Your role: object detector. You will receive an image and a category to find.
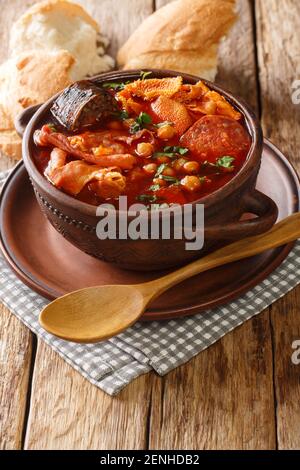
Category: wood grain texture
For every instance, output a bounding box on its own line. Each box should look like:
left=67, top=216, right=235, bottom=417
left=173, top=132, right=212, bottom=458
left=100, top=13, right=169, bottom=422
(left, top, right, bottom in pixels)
left=148, top=0, right=276, bottom=451
left=149, top=315, right=275, bottom=450
left=0, top=304, right=32, bottom=449
left=76, top=0, right=154, bottom=56
left=256, top=0, right=300, bottom=450
left=0, top=0, right=35, bottom=450
left=25, top=342, right=153, bottom=450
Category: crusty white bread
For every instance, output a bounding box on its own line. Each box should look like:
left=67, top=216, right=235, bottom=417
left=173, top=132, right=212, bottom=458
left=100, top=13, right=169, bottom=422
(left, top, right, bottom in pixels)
left=9, top=0, right=114, bottom=80
left=117, top=0, right=237, bottom=80
left=0, top=0, right=114, bottom=159
left=0, top=50, right=75, bottom=159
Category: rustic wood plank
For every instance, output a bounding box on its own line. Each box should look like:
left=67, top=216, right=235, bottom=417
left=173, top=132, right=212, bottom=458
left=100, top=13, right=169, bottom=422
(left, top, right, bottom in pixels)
left=148, top=0, right=276, bottom=450
left=270, top=288, right=300, bottom=449
left=25, top=342, right=153, bottom=450
left=0, top=0, right=36, bottom=450
left=76, top=0, right=154, bottom=57
left=150, top=314, right=275, bottom=450
left=0, top=304, right=33, bottom=449
left=24, top=0, right=155, bottom=450
left=256, top=0, right=300, bottom=449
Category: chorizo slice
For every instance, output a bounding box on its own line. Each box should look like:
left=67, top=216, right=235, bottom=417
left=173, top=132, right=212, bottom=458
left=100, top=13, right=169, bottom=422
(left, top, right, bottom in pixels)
left=180, top=115, right=251, bottom=162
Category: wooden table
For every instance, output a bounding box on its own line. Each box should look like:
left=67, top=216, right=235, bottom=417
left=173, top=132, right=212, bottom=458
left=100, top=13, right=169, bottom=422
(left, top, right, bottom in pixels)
left=0, top=0, right=300, bottom=450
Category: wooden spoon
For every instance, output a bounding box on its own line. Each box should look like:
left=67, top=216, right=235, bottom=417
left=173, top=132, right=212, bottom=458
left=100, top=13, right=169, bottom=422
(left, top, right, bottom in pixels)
left=40, top=213, right=300, bottom=343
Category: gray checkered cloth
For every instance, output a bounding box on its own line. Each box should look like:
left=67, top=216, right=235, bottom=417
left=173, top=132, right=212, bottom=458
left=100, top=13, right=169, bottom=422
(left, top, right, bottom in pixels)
left=0, top=169, right=300, bottom=395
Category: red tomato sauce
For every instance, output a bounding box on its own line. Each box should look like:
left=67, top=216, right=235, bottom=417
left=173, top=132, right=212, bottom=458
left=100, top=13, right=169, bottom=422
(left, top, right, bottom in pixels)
left=33, top=77, right=252, bottom=208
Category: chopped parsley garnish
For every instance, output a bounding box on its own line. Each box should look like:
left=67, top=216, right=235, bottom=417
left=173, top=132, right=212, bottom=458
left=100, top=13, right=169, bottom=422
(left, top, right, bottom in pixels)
left=130, top=112, right=152, bottom=134
left=216, top=156, right=235, bottom=169
left=155, top=163, right=168, bottom=177
left=159, top=175, right=179, bottom=184
left=153, top=152, right=177, bottom=159
left=47, top=123, right=57, bottom=132
left=149, top=184, right=161, bottom=192
left=137, top=194, right=158, bottom=203
left=102, top=81, right=130, bottom=91
left=153, top=164, right=179, bottom=185
left=153, top=146, right=189, bottom=159
left=164, top=146, right=189, bottom=155
left=140, top=70, right=152, bottom=80
left=113, top=110, right=129, bottom=121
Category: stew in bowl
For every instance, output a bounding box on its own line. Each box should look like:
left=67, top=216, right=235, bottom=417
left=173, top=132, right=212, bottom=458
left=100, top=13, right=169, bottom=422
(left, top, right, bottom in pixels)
left=19, top=69, right=278, bottom=270
left=33, top=73, right=251, bottom=208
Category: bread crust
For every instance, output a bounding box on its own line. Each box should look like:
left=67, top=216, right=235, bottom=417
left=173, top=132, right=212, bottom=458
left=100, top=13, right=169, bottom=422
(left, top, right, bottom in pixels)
left=0, top=50, right=74, bottom=159
left=117, top=0, right=236, bottom=78
left=11, top=0, right=99, bottom=32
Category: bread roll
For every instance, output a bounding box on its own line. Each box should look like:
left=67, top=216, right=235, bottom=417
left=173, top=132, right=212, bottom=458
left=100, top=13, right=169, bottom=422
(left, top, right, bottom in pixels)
left=0, top=0, right=115, bottom=159
left=117, top=0, right=237, bottom=81
left=9, top=0, right=114, bottom=80
left=0, top=50, right=75, bottom=159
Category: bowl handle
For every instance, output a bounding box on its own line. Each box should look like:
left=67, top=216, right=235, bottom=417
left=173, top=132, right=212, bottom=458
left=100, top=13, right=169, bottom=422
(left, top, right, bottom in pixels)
left=206, top=190, right=278, bottom=240
left=15, top=104, right=41, bottom=137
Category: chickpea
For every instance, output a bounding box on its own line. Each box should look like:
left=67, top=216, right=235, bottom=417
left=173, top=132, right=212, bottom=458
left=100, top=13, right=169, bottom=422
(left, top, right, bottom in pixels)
left=156, top=155, right=170, bottom=164
left=157, top=124, right=176, bottom=140
left=183, top=161, right=200, bottom=174
left=173, top=158, right=187, bottom=172
left=180, top=176, right=202, bottom=192
left=162, top=166, right=176, bottom=177
left=136, top=142, right=154, bottom=157
left=152, top=178, right=167, bottom=187
left=107, top=120, right=123, bottom=130
left=143, top=163, right=157, bottom=175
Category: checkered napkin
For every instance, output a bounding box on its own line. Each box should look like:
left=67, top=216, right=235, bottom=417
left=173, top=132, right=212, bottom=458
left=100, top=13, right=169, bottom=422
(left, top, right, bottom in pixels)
left=0, top=169, right=300, bottom=395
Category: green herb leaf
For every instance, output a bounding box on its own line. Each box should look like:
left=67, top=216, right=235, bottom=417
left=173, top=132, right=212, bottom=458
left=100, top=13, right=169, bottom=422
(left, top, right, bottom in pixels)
left=153, top=152, right=177, bottom=160
left=155, top=163, right=168, bottom=177
left=159, top=175, right=179, bottom=184
left=140, top=70, right=152, bottom=80
left=103, top=82, right=126, bottom=91
left=138, top=112, right=152, bottom=125
left=149, top=184, right=161, bottom=192
left=137, top=194, right=158, bottom=203
left=47, top=123, right=57, bottom=132
left=112, top=110, right=129, bottom=121
left=153, top=146, right=189, bottom=160
left=164, top=146, right=189, bottom=155
left=130, top=112, right=152, bottom=134
left=216, top=156, right=235, bottom=168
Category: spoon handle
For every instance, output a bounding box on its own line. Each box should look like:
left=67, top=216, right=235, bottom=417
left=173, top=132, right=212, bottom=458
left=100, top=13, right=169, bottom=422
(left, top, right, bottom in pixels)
left=146, top=213, right=300, bottom=298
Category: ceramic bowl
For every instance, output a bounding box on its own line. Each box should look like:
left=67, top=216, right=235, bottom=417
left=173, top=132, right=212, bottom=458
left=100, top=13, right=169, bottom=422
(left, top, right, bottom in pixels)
left=17, top=69, right=278, bottom=270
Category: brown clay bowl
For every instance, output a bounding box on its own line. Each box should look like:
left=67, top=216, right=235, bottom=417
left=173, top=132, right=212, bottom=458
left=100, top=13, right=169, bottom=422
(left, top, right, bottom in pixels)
left=17, top=69, right=278, bottom=271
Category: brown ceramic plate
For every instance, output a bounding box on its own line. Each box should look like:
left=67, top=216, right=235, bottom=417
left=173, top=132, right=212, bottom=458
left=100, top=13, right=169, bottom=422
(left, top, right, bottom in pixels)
left=0, top=139, right=299, bottom=321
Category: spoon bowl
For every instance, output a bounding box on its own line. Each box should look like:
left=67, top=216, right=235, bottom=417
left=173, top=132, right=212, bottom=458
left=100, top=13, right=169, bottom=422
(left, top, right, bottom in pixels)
left=40, top=285, right=148, bottom=343
left=40, top=213, right=300, bottom=343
